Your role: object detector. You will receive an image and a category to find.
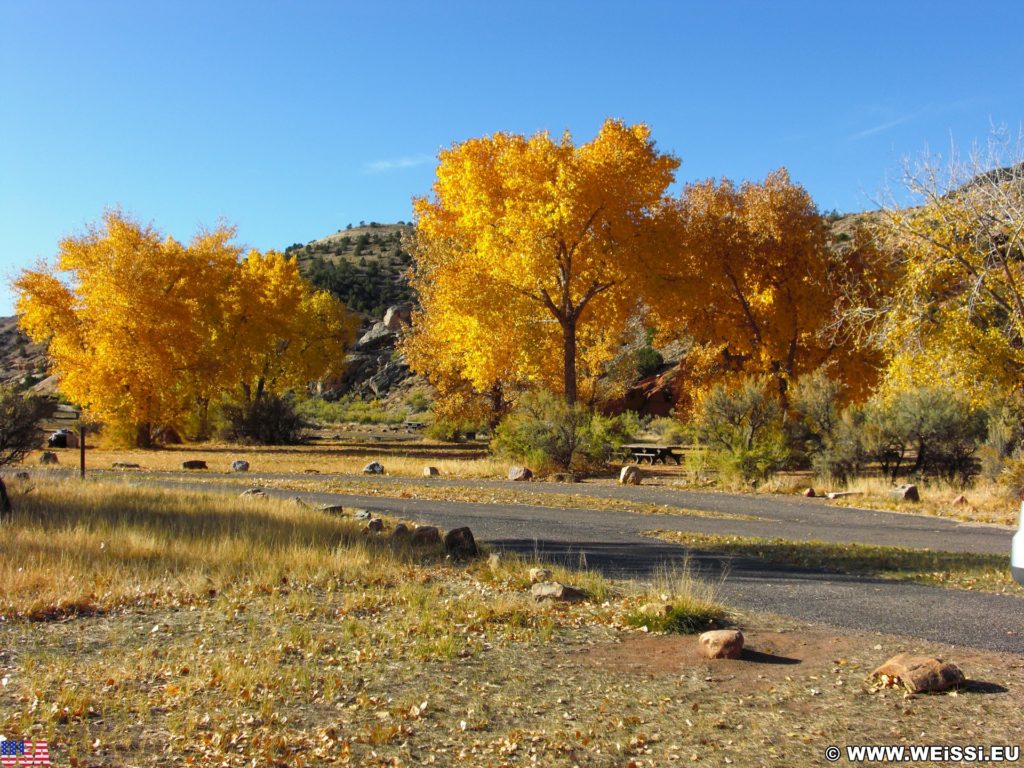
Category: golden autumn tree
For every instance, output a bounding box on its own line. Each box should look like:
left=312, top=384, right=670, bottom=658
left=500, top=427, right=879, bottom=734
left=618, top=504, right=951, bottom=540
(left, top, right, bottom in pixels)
left=846, top=136, right=1024, bottom=406
left=409, top=119, right=680, bottom=407
left=222, top=250, right=358, bottom=405
left=654, top=169, right=881, bottom=412
left=15, top=211, right=354, bottom=445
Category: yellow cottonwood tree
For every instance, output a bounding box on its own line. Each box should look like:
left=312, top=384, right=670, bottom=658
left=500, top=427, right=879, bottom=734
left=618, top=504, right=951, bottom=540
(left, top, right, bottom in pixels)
left=410, top=119, right=680, bottom=406
left=851, top=139, right=1024, bottom=405
left=15, top=211, right=354, bottom=445
left=654, top=170, right=880, bottom=411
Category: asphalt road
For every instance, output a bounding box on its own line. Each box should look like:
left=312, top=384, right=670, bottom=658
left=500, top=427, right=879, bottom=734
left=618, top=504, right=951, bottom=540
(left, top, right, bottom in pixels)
left=20, top=469, right=1024, bottom=652
left=95, top=470, right=1023, bottom=654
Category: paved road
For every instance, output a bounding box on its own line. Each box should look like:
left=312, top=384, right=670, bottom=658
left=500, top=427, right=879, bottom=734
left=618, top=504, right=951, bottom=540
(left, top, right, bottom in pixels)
left=19, top=469, right=1024, bottom=652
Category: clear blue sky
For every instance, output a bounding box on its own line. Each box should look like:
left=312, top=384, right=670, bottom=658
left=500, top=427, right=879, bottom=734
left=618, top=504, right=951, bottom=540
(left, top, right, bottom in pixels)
left=2, top=0, right=1022, bottom=315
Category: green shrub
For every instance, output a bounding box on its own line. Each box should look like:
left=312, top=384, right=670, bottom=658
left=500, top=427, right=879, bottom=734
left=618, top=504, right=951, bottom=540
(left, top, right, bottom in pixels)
left=787, top=369, right=867, bottom=482
left=695, top=376, right=789, bottom=484
left=491, top=391, right=636, bottom=472
left=649, top=416, right=689, bottom=445
left=220, top=395, right=307, bottom=445
left=296, top=396, right=406, bottom=425
left=862, top=388, right=987, bottom=485
left=425, top=418, right=485, bottom=443
left=634, top=345, right=664, bottom=377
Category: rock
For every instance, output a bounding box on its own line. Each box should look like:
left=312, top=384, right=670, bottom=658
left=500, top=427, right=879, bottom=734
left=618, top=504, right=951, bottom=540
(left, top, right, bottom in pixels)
left=529, top=567, right=552, bottom=584
left=825, top=491, right=859, bottom=499
left=352, top=509, right=372, bottom=520
left=303, top=468, right=321, bottom=474
left=363, top=461, right=385, bottom=475
left=802, top=487, right=816, bottom=498
left=952, top=494, right=968, bottom=506
left=367, top=360, right=410, bottom=398
left=231, top=460, right=250, bottom=472
left=239, top=488, right=266, bottom=499
left=444, top=527, right=479, bottom=558
left=531, top=581, right=587, bottom=603
left=319, top=504, right=346, bottom=515
left=366, top=518, right=384, bottom=533
left=640, top=602, right=674, bottom=618
left=393, top=523, right=410, bottom=540
left=423, top=466, right=440, bottom=477
left=699, top=629, right=744, bottom=660
left=619, top=465, right=641, bottom=485
left=112, top=462, right=140, bottom=470
left=508, top=466, right=533, bottom=482
left=383, top=304, right=412, bottom=331
left=47, top=430, right=69, bottom=448
left=181, top=460, right=208, bottom=470
left=356, top=322, right=395, bottom=351
left=552, top=472, right=580, bottom=483
left=890, top=484, right=920, bottom=502
left=39, top=451, right=58, bottom=465
left=411, top=525, right=442, bottom=546
left=872, top=654, right=965, bottom=693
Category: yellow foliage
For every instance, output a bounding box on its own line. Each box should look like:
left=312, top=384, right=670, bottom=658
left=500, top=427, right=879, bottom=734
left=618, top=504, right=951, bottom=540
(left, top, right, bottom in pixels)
left=654, top=170, right=880, bottom=411
left=407, top=119, right=681, bottom=410
left=15, top=211, right=356, bottom=444
left=862, top=149, right=1024, bottom=406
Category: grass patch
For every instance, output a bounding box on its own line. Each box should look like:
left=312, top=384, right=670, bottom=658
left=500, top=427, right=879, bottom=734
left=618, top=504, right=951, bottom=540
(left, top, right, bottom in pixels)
left=297, top=396, right=408, bottom=425
left=624, top=560, right=729, bottom=633
left=827, top=476, right=1019, bottom=526
left=647, top=530, right=1024, bottom=596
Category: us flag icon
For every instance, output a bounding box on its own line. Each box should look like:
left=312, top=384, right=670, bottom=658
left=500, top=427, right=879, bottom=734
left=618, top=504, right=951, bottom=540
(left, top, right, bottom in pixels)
left=0, top=740, right=50, bottom=766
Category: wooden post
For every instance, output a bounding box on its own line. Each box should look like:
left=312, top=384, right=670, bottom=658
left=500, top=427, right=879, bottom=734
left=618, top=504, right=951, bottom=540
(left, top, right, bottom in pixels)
left=79, top=425, right=86, bottom=479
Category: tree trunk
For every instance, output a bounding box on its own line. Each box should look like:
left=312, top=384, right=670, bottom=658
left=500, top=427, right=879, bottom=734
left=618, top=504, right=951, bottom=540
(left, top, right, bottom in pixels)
left=562, top=319, right=578, bottom=406
left=135, top=423, right=153, bottom=449
left=0, top=477, right=10, bottom=521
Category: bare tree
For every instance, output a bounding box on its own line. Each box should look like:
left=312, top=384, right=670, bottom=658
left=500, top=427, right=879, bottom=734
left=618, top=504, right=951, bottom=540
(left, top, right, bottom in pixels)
left=0, top=384, right=47, bottom=518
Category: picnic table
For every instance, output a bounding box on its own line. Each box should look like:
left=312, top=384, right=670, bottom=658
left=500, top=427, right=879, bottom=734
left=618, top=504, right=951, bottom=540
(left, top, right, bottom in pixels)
left=621, top=444, right=684, bottom=465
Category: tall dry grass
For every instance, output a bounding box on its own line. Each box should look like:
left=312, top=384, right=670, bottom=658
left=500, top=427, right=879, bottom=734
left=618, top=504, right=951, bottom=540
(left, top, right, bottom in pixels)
left=0, top=478, right=427, bottom=619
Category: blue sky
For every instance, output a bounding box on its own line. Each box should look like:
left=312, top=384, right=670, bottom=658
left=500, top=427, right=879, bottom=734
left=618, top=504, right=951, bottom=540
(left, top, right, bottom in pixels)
left=2, top=0, right=1022, bottom=315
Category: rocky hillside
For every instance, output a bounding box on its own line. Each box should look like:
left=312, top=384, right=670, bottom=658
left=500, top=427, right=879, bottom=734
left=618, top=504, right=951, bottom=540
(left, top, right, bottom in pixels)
left=0, top=315, right=49, bottom=389
left=288, top=222, right=415, bottom=318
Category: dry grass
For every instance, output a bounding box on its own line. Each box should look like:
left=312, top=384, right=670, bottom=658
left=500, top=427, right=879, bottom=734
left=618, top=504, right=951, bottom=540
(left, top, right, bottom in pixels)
left=827, top=476, right=1019, bottom=526
left=647, top=530, right=1024, bottom=596
left=29, top=439, right=506, bottom=479
left=0, top=481, right=1020, bottom=766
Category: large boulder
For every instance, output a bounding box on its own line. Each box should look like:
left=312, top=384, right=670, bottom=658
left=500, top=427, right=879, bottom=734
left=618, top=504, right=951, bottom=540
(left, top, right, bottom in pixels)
left=362, top=461, right=385, bottom=475
left=356, top=322, right=395, bottom=351
left=872, top=654, right=965, bottom=693
left=423, top=466, right=440, bottom=477
left=619, top=466, right=642, bottom=485
left=508, top=466, right=533, bottom=482
left=890, top=484, right=920, bottom=502
left=444, top=527, right=479, bottom=558
left=47, top=430, right=68, bottom=449
left=383, top=304, right=412, bottom=331
left=531, top=582, right=587, bottom=603
left=231, top=460, right=250, bottom=472
left=699, top=629, right=744, bottom=660
left=411, top=526, right=441, bottom=546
